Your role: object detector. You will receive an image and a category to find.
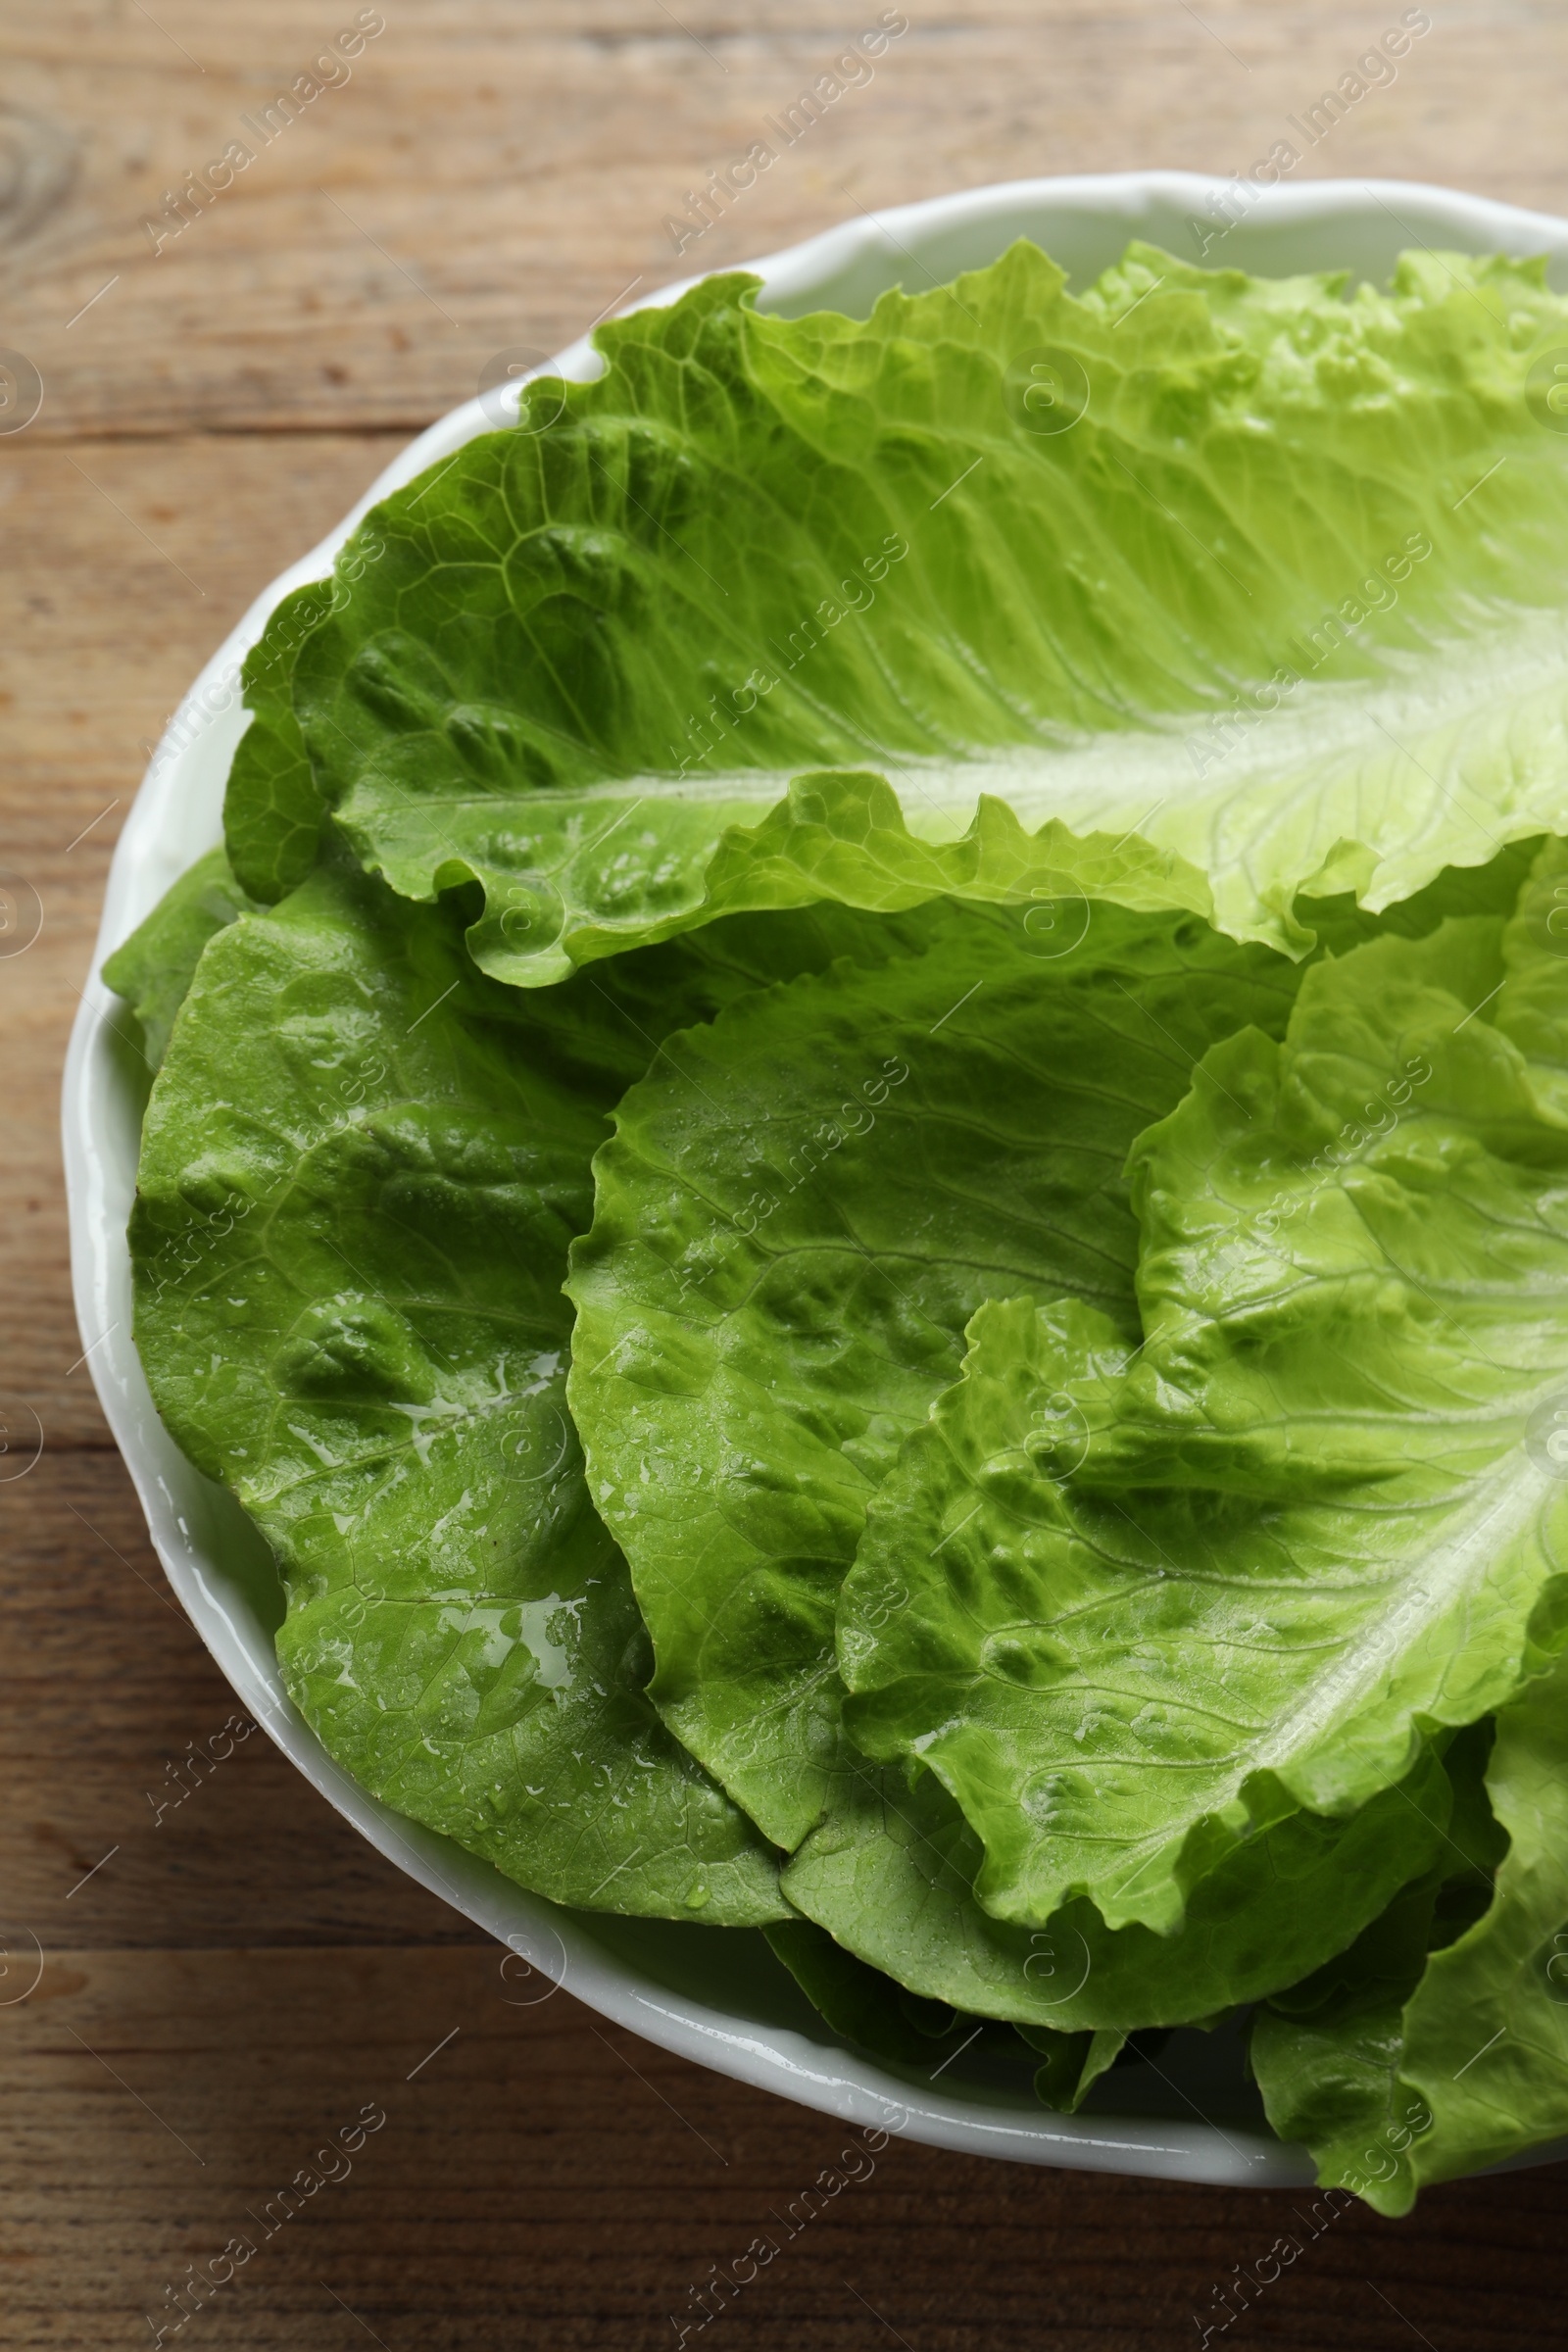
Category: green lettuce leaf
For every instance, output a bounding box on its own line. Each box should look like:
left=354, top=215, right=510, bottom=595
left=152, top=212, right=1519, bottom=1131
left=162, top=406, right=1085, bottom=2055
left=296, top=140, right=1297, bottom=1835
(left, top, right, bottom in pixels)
left=566, top=903, right=1301, bottom=1851
left=101, top=847, right=260, bottom=1073
left=841, top=852, right=1568, bottom=1935
left=1250, top=1875, right=1443, bottom=2217
left=1394, top=1657, right=1568, bottom=2191
left=226, top=241, right=1568, bottom=979
left=1248, top=1720, right=1501, bottom=2214
left=1255, top=1668, right=1568, bottom=2213
left=125, top=866, right=950, bottom=1922
left=765, top=1911, right=1126, bottom=2111
left=223, top=581, right=336, bottom=903
left=1020, top=2021, right=1129, bottom=2115
left=762, top=1916, right=975, bottom=2070
left=566, top=881, right=1454, bottom=2026
left=778, top=1743, right=1449, bottom=2034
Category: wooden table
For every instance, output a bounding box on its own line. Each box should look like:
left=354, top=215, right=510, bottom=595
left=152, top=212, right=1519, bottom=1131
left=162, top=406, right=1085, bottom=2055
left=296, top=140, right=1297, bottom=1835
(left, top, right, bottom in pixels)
left=5, top=5, right=1567, bottom=2343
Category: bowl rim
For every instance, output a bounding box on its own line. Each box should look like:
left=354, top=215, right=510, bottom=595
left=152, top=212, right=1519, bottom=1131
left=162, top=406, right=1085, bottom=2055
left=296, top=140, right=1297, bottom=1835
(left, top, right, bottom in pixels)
left=62, top=169, right=1568, bottom=2190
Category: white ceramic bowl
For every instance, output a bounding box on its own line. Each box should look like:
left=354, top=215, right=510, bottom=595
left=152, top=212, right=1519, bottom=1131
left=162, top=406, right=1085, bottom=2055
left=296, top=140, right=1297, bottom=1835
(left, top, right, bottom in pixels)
left=65, top=172, right=1568, bottom=2188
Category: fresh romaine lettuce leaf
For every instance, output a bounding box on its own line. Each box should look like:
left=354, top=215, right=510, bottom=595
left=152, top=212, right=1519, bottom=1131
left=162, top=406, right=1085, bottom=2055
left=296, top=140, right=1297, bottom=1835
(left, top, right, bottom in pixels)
left=223, top=581, right=336, bottom=904
left=1250, top=1681, right=1568, bottom=2217
left=1387, top=1655, right=1568, bottom=2193
left=1296, top=836, right=1542, bottom=961
left=123, top=865, right=953, bottom=1922
left=226, top=241, right=1568, bottom=980
left=101, top=846, right=260, bottom=1073
left=841, top=853, right=1568, bottom=1935
left=1249, top=1873, right=1443, bottom=2218
left=1020, top=2021, right=1129, bottom=2115
left=762, top=1915, right=976, bottom=2069
left=566, top=877, right=1458, bottom=2025
left=1247, top=1721, right=1501, bottom=2214
left=778, top=1741, right=1450, bottom=2033
left=566, top=902, right=1301, bottom=1850
left=765, top=1912, right=1127, bottom=2112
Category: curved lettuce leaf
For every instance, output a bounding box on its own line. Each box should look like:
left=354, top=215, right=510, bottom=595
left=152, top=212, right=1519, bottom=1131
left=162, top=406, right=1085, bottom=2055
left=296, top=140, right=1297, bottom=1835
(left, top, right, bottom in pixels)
left=1250, top=1677, right=1568, bottom=2217
left=778, top=1744, right=1449, bottom=2034
left=227, top=241, right=1568, bottom=978
left=1250, top=1873, right=1446, bottom=2219
left=101, top=847, right=260, bottom=1073
left=566, top=903, right=1301, bottom=1850
left=224, top=581, right=336, bottom=903
left=125, top=868, right=951, bottom=1921
left=762, top=1915, right=983, bottom=2072
left=841, top=851, right=1568, bottom=1934
left=1245, top=1722, right=1503, bottom=2215
left=1391, top=1656, right=1568, bottom=2193
left=765, top=1912, right=1130, bottom=2114
left=1023, top=2024, right=1129, bottom=2115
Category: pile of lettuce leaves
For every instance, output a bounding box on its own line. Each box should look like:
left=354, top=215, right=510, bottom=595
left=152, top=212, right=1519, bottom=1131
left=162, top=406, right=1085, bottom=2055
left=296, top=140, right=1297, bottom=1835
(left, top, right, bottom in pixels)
left=108, top=237, right=1568, bottom=2213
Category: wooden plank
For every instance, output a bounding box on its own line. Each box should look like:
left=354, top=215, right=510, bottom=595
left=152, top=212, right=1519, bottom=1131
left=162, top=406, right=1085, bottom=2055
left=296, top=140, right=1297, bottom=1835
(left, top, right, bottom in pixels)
left=7, top=6, right=1568, bottom=2341
left=3, top=1941, right=1567, bottom=2350
left=2, top=4, right=1566, bottom=439
left=0, top=428, right=402, bottom=1443
left=0, top=1450, right=489, bottom=1948
left=10, top=1341, right=1566, bottom=2343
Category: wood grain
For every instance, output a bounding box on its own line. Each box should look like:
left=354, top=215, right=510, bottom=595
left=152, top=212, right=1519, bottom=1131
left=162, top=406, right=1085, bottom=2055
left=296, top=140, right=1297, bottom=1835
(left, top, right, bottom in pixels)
left=6, top=2, right=1568, bottom=440
left=5, top=3, right=1568, bottom=2344
left=7, top=1938, right=1568, bottom=2351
